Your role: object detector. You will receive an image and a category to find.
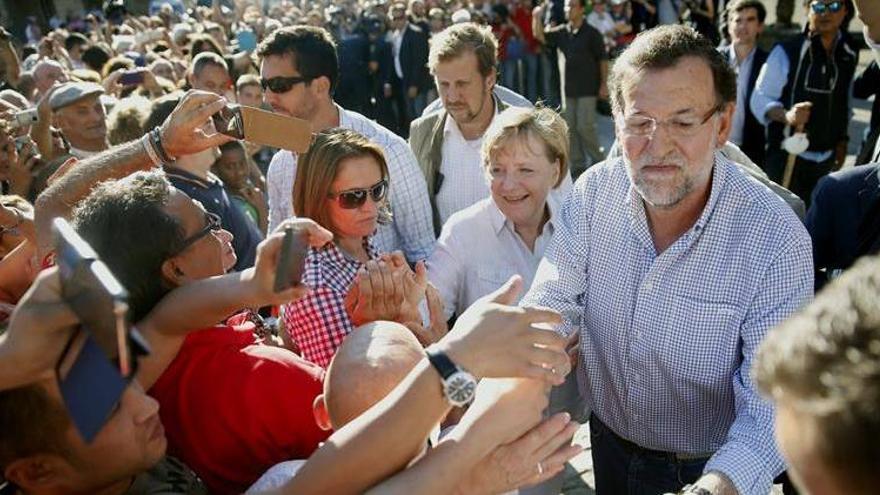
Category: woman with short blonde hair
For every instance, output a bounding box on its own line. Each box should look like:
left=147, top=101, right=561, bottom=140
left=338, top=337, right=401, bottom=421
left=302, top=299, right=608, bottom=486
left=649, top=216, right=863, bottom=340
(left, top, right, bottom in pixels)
left=428, top=106, right=572, bottom=319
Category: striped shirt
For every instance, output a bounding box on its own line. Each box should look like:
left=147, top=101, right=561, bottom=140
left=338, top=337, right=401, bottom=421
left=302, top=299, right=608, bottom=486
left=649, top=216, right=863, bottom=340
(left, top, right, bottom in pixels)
left=521, top=153, right=813, bottom=495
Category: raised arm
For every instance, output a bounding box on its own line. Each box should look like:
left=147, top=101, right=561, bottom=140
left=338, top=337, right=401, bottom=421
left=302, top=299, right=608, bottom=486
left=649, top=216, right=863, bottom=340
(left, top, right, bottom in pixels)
left=278, top=277, right=570, bottom=495
left=34, top=90, right=233, bottom=255
left=135, top=219, right=332, bottom=389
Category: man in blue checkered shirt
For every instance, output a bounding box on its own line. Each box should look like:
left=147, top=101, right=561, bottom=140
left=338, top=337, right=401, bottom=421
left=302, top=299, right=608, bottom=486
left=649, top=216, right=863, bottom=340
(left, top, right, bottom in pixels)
left=522, top=26, right=813, bottom=495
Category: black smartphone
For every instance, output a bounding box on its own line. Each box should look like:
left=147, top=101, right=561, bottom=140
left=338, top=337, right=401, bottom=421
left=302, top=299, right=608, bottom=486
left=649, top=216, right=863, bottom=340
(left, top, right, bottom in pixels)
left=212, top=104, right=244, bottom=140
left=274, top=227, right=309, bottom=292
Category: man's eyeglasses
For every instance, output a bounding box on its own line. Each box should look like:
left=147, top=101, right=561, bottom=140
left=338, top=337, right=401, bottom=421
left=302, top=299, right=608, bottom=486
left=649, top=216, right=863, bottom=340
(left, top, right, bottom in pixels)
left=328, top=179, right=389, bottom=209
left=260, top=75, right=314, bottom=94
left=618, top=104, right=723, bottom=139
left=810, top=1, right=843, bottom=15
left=171, top=211, right=222, bottom=256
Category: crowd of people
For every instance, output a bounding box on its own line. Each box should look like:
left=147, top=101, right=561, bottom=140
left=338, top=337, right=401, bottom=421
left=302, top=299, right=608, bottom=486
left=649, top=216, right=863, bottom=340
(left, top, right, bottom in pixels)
left=0, top=0, right=879, bottom=494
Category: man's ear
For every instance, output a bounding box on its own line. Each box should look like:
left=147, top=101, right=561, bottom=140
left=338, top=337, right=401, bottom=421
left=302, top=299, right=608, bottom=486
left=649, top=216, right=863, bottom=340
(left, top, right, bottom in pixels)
left=715, top=102, right=735, bottom=148
left=160, top=257, right=187, bottom=286
left=312, top=394, right=333, bottom=431
left=186, top=70, right=195, bottom=88
left=5, top=455, right=70, bottom=493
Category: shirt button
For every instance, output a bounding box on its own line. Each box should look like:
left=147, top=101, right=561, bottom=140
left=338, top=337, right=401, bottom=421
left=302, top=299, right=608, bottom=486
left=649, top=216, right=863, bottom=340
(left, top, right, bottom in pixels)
left=643, top=281, right=653, bottom=291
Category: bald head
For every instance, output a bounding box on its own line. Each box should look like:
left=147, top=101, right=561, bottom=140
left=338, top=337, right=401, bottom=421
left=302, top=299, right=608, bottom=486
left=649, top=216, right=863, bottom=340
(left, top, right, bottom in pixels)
left=323, top=322, right=425, bottom=429
left=33, top=60, right=68, bottom=96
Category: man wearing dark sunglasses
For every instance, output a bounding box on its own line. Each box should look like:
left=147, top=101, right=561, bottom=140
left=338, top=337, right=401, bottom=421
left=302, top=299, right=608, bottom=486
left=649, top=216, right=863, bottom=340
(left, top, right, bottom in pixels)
left=750, top=0, right=857, bottom=206
left=257, top=26, right=435, bottom=264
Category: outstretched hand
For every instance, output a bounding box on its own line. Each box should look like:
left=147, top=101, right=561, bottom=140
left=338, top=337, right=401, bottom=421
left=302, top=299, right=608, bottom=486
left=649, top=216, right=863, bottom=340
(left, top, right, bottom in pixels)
left=434, top=275, right=570, bottom=385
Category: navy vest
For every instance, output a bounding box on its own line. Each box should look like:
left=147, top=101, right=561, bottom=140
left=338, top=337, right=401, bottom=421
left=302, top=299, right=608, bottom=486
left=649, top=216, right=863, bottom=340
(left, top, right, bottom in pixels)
left=767, top=33, right=857, bottom=154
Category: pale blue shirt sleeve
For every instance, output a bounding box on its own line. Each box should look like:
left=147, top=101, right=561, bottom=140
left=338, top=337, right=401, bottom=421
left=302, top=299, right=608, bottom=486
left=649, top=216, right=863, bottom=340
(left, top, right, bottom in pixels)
left=749, top=45, right=790, bottom=126
left=703, top=233, right=814, bottom=495
left=383, top=139, right=437, bottom=262
left=520, top=178, right=590, bottom=335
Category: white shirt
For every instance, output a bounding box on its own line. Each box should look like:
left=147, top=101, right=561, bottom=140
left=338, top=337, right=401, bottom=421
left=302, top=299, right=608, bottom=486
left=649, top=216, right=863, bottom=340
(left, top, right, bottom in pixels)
left=388, top=27, right=404, bottom=79
left=428, top=194, right=562, bottom=320
left=266, top=105, right=436, bottom=261
left=587, top=11, right=616, bottom=38
left=436, top=114, right=490, bottom=226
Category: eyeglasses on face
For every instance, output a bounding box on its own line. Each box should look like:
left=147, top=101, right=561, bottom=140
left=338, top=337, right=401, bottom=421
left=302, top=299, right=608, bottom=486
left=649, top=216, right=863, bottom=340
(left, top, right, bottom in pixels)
left=328, top=179, right=389, bottom=209
left=618, top=104, right=723, bottom=139
left=260, top=75, right=314, bottom=94
left=171, top=211, right=222, bottom=256
left=810, top=1, right=843, bottom=15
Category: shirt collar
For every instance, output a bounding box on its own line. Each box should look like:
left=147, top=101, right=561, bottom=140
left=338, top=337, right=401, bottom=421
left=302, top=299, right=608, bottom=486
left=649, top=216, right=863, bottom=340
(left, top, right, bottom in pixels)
left=164, top=166, right=223, bottom=189
left=443, top=93, right=501, bottom=138
left=624, top=151, right=730, bottom=247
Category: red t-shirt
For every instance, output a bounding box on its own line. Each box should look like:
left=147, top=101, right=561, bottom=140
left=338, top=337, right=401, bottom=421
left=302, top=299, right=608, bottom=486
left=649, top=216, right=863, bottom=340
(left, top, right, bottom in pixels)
left=149, top=318, right=329, bottom=495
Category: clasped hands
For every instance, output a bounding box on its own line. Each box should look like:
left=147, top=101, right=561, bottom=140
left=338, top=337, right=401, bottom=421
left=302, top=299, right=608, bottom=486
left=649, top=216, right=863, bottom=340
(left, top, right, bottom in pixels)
left=344, top=252, right=447, bottom=346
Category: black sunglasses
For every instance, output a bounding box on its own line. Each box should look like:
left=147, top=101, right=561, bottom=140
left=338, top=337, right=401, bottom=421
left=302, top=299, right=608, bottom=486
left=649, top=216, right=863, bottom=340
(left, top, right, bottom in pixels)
left=328, top=179, right=389, bottom=209
left=171, top=211, right=222, bottom=256
left=810, top=1, right=843, bottom=14
left=260, top=75, right=314, bottom=94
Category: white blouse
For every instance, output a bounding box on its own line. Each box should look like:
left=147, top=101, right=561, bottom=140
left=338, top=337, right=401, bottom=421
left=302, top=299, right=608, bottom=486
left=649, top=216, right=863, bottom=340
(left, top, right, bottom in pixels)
left=427, top=194, right=562, bottom=320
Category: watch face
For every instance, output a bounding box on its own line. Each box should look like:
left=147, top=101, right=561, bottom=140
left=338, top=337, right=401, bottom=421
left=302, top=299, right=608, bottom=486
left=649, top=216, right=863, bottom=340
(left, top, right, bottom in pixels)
left=445, top=371, right=476, bottom=407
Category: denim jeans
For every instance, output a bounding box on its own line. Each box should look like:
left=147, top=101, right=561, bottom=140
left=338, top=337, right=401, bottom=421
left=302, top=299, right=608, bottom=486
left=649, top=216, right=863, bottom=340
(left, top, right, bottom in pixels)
left=590, top=415, right=707, bottom=495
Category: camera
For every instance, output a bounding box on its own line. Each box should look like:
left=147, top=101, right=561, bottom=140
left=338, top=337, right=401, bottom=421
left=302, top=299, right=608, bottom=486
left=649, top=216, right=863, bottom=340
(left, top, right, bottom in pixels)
left=8, top=108, right=39, bottom=130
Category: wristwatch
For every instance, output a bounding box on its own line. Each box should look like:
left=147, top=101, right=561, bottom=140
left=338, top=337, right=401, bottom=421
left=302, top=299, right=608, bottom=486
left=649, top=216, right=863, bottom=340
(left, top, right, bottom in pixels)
left=426, top=347, right=477, bottom=407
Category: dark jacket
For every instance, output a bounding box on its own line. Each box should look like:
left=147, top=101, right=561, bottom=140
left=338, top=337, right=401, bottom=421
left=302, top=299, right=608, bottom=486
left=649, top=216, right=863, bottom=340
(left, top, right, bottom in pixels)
left=720, top=44, right=769, bottom=167
left=396, top=23, right=430, bottom=93
left=806, top=163, right=880, bottom=289
left=766, top=33, right=858, bottom=155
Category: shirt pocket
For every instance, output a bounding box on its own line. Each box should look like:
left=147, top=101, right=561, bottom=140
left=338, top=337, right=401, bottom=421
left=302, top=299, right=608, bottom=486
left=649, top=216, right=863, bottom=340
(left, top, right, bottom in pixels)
left=474, top=266, right=516, bottom=301
left=659, top=295, right=741, bottom=390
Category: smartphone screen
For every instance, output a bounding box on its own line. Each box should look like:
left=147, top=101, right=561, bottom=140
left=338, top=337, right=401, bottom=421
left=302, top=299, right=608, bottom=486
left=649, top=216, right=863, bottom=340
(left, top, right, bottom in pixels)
left=274, top=227, right=309, bottom=292
left=53, top=218, right=133, bottom=376
left=119, top=70, right=145, bottom=86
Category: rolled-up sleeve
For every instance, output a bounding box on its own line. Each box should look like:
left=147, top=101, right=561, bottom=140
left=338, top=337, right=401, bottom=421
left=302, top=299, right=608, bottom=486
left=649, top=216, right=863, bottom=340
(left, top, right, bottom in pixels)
left=704, top=233, right=813, bottom=495
left=749, top=45, right=790, bottom=126
left=427, top=223, right=465, bottom=321
left=520, top=180, right=590, bottom=336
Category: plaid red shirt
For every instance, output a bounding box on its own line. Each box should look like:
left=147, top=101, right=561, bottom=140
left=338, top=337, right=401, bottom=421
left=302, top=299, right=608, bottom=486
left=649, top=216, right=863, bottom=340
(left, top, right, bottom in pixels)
left=283, top=238, right=379, bottom=368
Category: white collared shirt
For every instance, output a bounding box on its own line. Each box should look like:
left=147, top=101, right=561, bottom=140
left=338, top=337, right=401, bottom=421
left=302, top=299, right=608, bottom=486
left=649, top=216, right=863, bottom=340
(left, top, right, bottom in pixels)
left=388, top=27, right=405, bottom=79
left=266, top=105, right=436, bottom=261
left=436, top=113, right=492, bottom=226
left=428, top=194, right=562, bottom=320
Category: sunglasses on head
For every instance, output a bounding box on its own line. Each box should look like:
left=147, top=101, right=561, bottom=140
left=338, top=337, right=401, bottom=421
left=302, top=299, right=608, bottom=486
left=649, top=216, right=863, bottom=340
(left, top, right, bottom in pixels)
left=260, top=75, right=314, bottom=93
left=810, top=1, right=843, bottom=14
left=328, top=179, right=389, bottom=209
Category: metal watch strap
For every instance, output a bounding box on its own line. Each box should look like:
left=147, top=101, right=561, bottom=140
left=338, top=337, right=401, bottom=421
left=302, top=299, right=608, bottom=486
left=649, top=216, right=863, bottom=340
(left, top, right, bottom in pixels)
left=426, top=348, right=459, bottom=380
